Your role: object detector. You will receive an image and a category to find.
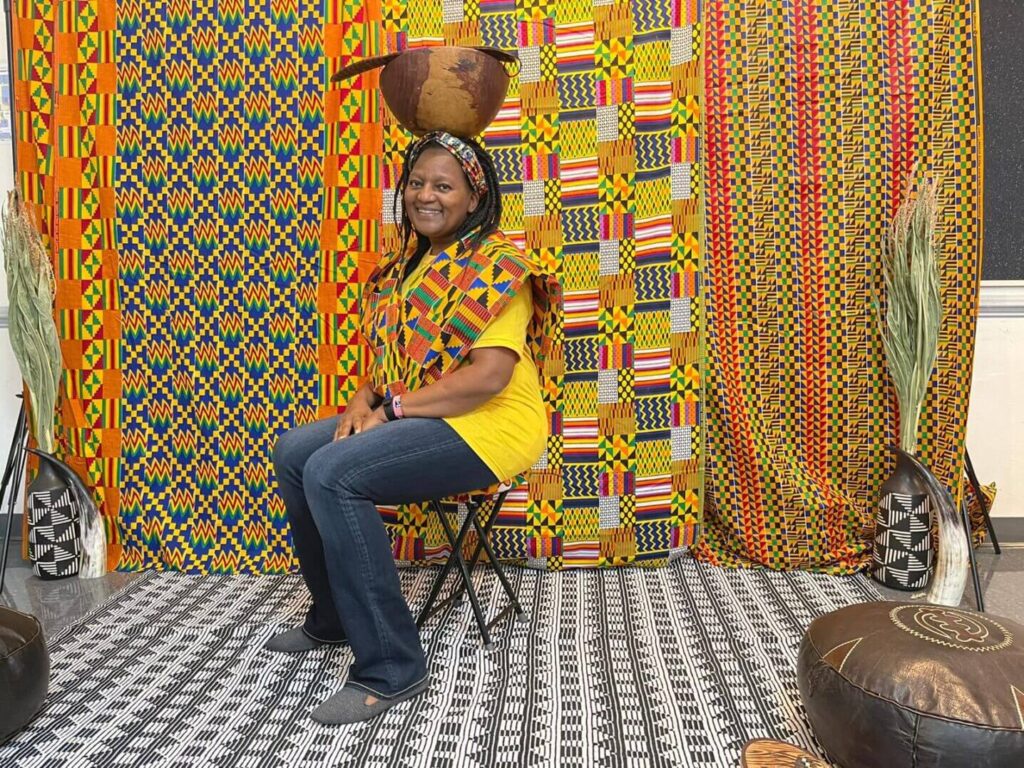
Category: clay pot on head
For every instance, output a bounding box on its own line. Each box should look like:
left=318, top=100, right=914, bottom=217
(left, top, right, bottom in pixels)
left=332, top=46, right=518, bottom=138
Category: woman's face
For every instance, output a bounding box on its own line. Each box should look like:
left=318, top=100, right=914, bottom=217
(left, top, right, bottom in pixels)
left=404, top=147, right=480, bottom=252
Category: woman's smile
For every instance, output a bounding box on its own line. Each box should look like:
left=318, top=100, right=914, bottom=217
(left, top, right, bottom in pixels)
left=404, top=147, right=480, bottom=252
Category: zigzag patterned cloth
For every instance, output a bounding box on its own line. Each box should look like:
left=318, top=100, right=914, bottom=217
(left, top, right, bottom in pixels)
left=13, top=0, right=703, bottom=572
left=694, top=0, right=984, bottom=571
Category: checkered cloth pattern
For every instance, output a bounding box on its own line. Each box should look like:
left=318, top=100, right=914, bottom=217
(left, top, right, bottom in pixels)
left=694, top=0, right=984, bottom=571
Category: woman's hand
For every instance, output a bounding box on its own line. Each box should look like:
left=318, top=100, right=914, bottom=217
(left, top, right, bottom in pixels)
left=334, top=381, right=384, bottom=440
left=333, top=345, right=517, bottom=439
left=334, top=400, right=373, bottom=441
left=352, top=406, right=389, bottom=435
left=391, top=347, right=517, bottom=420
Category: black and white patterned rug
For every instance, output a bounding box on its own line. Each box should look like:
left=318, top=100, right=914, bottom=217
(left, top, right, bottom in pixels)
left=1, top=560, right=879, bottom=767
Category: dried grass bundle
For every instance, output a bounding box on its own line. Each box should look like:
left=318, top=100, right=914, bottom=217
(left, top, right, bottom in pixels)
left=877, top=171, right=942, bottom=454
left=2, top=192, right=62, bottom=453
left=3, top=192, right=107, bottom=577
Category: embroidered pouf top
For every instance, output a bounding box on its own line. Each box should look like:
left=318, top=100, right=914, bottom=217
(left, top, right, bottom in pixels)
left=797, top=601, right=1024, bottom=768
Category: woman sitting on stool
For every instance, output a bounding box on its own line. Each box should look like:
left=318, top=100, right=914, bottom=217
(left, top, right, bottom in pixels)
left=269, top=131, right=558, bottom=725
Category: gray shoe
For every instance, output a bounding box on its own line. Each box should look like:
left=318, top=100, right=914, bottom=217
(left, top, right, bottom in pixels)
left=264, top=626, right=346, bottom=653
left=311, top=676, right=430, bottom=725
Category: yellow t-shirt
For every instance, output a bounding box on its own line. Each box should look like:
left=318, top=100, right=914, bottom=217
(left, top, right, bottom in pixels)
left=402, top=254, right=547, bottom=481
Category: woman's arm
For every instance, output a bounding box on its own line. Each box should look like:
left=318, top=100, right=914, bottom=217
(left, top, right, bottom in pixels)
left=401, top=346, right=518, bottom=417
left=351, top=346, right=518, bottom=433
left=350, top=379, right=383, bottom=409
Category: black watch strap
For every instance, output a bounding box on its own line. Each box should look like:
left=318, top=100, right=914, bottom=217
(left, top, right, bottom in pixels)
left=382, top=399, right=396, bottom=421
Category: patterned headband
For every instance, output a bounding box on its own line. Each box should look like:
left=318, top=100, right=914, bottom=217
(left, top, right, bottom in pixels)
left=408, top=131, right=489, bottom=197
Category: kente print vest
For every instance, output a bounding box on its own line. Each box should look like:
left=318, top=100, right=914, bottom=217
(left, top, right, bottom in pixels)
left=360, top=231, right=560, bottom=397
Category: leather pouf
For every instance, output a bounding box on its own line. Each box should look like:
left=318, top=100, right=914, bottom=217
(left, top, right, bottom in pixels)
left=0, top=606, right=49, bottom=744
left=798, top=601, right=1024, bottom=767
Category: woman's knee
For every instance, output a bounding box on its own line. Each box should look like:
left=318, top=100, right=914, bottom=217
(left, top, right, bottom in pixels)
left=272, top=430, right=299, bottom=472
left=302, top=444, right=342, bottom=495
left=301, top=442, right=364, bottom=504
left=272, top=424, right=322, bottom=477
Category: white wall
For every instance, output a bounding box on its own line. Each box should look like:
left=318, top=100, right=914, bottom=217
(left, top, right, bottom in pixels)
left=967, top=284, right=1024, bottom=518
left=0, top=31, right=18, bottom=513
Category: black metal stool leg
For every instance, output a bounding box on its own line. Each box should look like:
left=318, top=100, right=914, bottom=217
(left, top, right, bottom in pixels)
left=444, top=503, right=480, bottom=607
left=418, top=489, right=526, bottom=648
left=448, top=493, right=506, bottom=604
left=435, top=501, right=482, bottom=609
left=453, top=493, right=526, bottom=632
left=961, top=497, right=985, bottom=612
left=0, top=401, right=28, bottom=597
left=472, top=494, right=523, bottom=611
left=435, top=502, right=492, bottom=647
left=416, top=500, right=477, bottom=627
left=471, top=513, right=526, bottom=621
left=965, top=450, right=1000, bottom=554
left=466, top=493, right=506, bottom=570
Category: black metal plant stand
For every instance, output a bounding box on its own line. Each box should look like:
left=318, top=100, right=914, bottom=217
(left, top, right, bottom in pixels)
left=2, top=0, right=25, bottom=596
left=4, top=0, right=19, bottom=176
left=965, top=449, right=1000, bottom=555
left=0, top=395, right=28, bottom=596
left=959, top=448, right=1000, bottom=614
left=961, top=495, right=986, bottom=612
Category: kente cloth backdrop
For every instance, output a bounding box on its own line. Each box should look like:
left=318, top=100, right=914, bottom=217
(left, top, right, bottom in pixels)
left=13, top=0, right=703, bottom=572
left=694, top=0, right=984, bottom=571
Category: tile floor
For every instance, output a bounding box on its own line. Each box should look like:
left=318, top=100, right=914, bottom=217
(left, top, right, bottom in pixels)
left=1, top=546, right=141, bottom=636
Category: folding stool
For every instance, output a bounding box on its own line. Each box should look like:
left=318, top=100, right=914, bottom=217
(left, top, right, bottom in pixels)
left=415, top=478, right=527, bottom=648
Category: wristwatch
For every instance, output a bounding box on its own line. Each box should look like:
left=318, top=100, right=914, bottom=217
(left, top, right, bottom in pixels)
left=382, top=399, right=397, bottom=422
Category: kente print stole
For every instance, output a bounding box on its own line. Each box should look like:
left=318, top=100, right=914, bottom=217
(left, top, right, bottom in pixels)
left=361, top=232, right=560, bottom=396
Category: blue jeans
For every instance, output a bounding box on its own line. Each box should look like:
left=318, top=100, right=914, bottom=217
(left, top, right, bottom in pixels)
left=272, top=415, right=498, bottom=697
